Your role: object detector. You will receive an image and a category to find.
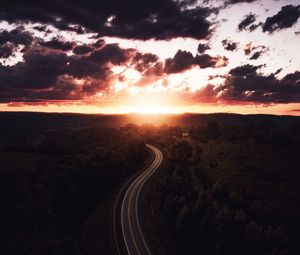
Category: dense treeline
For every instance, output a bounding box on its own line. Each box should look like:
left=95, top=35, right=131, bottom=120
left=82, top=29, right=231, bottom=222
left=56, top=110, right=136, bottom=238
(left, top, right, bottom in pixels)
left=1, top=112, right=300, bottom=255
left=156, top=118, right=300, bottom=255
left=0, top=124, right=147, bottom=255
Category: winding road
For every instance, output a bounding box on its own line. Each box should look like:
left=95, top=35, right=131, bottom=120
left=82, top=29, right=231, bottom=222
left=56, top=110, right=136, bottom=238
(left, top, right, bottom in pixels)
left=113, top=144, right=163, bottom=255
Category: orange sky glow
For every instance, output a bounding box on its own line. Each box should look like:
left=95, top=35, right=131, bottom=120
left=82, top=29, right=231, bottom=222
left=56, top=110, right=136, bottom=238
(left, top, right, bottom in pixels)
left=0, top=0, right=299, bottom=115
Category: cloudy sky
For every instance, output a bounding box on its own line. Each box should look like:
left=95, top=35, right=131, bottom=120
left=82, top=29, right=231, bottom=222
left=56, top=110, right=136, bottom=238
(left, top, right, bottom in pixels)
left=0, top=0, right=299, bottom=114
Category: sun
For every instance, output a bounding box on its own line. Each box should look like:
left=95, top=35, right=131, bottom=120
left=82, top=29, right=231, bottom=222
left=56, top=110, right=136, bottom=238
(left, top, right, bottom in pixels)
left=128, top=105, right=176, bottom=114
left=122, top=91, right=180, bottom=114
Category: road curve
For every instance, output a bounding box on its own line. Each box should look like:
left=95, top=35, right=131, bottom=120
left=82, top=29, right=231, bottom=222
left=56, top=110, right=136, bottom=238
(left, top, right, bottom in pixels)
left=114, top=144, right=163, bottom=255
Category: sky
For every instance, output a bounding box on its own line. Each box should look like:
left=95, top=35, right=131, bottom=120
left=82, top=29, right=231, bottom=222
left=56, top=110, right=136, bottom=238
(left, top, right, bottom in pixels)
left=0, top=0, right=299, bottom=115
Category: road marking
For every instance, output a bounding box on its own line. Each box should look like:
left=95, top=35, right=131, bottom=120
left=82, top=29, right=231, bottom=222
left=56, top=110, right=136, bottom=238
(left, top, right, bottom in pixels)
left=117, top=144, right=163, bottom=255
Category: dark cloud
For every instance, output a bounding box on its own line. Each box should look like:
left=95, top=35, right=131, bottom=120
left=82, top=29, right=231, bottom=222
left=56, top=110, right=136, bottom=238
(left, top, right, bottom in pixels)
left=0, top=42, right=163, bottom=102
left=132, top=52, right=160, bottom=73
left=133, top=57, right=164, bottom=87
left=191, top=66, right=300, bottom=104
left=197, top=43, right=210, bottom=54
left=222, top=39, right=239, bottom=51
left=53, top=22, right=87, bottom=34
left=0, top=41, right=151, bottom=103
left=262, top=5, right=300, bottom=33
left=194, top=54, right=228, bottom=68
left=164, top=50, right=194, bottom=73
left=249, top=51, right=261, bottom=60
left=0, top=52, right=69, bottom=89
left=92, top=39, right=106, bottom=49
left=248, top=23, right=263, bottom=32
left=238, top=13, right=262, bottom=31
left=0, top=0, right=214, bottom=40
left=63, top=43, right=135, bottom=82
left=274, top=68, right=282, bottom=75
left=88, top=44, right=132, bottom=66
left=40, top=38, right=74, bottom=51
left=217, top=66, right=300, bottom=103
left=33, top=25, right=50, bottom=33
left=238, top=13, right=256, bottom=31
left=73, top=45, right=93, bottom=55
left=164, top=50, right=228, bottom=74
left=0, top=44, right=15, bottom=58
left=249, top=45, right=268, bottom=60
left=0, top=39, right=230, bottom=103
left=283, top=71, right=300, bottom=82
left=229, top=64, right=262, bottom=76
left=0, top=27, right=33, bottom=46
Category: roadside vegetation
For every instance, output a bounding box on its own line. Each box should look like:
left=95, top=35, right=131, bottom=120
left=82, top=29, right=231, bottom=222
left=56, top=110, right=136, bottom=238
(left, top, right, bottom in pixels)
left=0, top=114, right=147, bottom=255
left=154, top=117, right=300, bottom=255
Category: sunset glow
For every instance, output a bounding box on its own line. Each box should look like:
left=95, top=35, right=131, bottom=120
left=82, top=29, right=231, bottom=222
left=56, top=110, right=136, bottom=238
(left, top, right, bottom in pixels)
left=1, top=2, right=300, bottom=255
left=0, top=0, right=299, bottom=115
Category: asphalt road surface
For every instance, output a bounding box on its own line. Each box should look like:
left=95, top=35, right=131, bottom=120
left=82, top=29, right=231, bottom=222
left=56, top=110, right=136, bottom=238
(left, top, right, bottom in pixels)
left=114, top=144, right=163, bottom=255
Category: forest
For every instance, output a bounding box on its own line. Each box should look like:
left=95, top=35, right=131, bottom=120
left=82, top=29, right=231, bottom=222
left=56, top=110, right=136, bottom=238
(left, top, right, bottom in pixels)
left=152, top=116, right=300, bottom=255
left=0, top=112, right=300, bottom=255
left=0, top=113, right=148, bottom=254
